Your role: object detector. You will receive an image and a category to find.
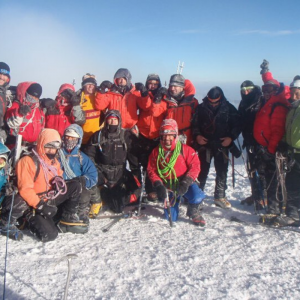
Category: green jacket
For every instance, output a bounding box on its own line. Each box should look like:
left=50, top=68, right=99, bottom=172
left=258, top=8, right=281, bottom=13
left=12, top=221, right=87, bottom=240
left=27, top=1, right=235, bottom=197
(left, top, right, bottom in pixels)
left=284, top=100, right=300, bottom=152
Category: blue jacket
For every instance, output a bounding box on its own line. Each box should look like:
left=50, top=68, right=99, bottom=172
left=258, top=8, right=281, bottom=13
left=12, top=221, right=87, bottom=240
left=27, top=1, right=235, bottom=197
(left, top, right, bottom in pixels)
left=59, top=124, right=98, bottom=189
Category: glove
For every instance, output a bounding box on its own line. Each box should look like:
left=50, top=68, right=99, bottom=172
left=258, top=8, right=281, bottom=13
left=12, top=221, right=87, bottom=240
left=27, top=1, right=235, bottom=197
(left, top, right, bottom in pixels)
left=135, top=82, right=148, bottom=97
left=260, top=59, right=269, bottom=74
left=18, top=104, right=31, bottom=116
left=176, top=176, right=194, bottom=196
left=74, top=176, right=86, bottom=189
left=98, top=80, right=113, bottom=93
left=36, top=200, right=58, bottom=218
left=40, top=98, right=55, bottom=109
left=154, top=87, right=168, bottom=104
left=154, top=181, right=167, bottom=200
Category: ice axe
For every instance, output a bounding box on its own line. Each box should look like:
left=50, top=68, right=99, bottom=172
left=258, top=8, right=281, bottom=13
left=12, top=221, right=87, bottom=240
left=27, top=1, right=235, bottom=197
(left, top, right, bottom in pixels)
left=57, top=253, right=78, bottom=300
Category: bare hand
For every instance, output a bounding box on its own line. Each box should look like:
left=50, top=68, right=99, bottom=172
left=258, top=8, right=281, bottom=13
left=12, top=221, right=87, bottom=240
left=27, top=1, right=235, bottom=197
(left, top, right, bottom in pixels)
left=196, top=135, right=208, bottom=145
left=220, top=137, right=232, bottom=147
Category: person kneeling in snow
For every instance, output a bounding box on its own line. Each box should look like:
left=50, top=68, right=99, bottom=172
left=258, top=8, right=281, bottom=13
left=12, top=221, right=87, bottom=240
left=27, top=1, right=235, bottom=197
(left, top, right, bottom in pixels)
left=147, top=119, right=206, bottom=226
left=0, top=129, right=85, bottom=241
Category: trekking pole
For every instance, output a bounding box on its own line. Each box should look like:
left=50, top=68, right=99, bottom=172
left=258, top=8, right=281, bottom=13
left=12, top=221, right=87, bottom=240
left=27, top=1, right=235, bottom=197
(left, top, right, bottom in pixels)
left=2, top=191, right=16, bottom=300
left=275, top=152, right=288, bottom=214
left=232, top=153, right=235, bottom=188
left=57, top=253, right=78, bottom=300
left=137, top=166, right=146, bottom=217
left=165, top=190, right=173, bottom=227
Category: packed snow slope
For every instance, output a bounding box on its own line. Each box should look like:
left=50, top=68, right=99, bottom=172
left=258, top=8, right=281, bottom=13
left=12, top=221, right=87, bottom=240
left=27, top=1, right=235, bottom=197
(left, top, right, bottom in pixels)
left=1, top=162, right=300, bottom=300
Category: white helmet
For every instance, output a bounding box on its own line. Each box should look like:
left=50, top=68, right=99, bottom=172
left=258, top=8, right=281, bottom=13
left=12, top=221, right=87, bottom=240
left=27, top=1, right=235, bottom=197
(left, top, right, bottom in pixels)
left=290, top=80, right=300, bottom=89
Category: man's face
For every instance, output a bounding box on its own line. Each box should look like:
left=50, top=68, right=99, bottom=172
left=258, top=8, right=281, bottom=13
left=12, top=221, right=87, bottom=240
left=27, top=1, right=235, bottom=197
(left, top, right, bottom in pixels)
left=169, top=85, right=184, bottom=98
left=116, top=78, right=127, bottom=86
left=0, top=73, right=9, bottom=86
left=83, top=84, right=96, bottom=95
left=107, top=117, right=119, bottom=125
left=147, top=80, right=159, bottom=91
left=262, top=85, right=276, bottom=100
left=290, top=88, right=300, bottom=101
left=161, top=134, right=175, bottom=149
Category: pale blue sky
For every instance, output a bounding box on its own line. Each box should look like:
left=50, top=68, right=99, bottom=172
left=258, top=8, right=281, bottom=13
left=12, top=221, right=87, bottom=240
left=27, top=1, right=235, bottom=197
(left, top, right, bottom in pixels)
left=1, top=0, right=299, bottom=104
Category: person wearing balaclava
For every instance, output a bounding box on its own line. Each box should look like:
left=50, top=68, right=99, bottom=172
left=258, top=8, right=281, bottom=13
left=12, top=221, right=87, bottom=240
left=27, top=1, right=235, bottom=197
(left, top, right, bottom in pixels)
left=83, top=109, right=140, bottom=213
left=238, top=80, right=267, bottom=210
left=5, top=81, right=44, bottom=148
left=192, top=86, right=241, bottom=209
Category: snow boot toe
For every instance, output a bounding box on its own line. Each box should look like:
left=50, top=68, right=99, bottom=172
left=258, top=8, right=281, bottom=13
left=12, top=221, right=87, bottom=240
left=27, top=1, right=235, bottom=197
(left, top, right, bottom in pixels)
left=214, top=198, right=231, bottom=209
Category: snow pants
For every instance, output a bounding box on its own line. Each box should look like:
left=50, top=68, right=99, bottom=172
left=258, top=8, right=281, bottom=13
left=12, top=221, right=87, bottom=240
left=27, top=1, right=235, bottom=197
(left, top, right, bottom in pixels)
left=197, top=146, right=228, bottom=199
left=285, top=153, right=300, bottom=220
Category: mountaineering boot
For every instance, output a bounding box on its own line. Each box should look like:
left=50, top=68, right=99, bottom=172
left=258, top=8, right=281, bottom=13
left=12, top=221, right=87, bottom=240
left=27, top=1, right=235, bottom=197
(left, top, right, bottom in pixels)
left=89, top=202, right=102, bottom=219
left=147, top=192, right=159, bottom=203
left=0, top=219, right=23, bottom=241
left=186, top=203, right=206, bottom=227
left=214, top=198, right=231, bottom=209
left=272, top=215, right=300, bottom=227
left=240, top=196, right=254, bottom=206
left=58, top=212, right=89, bottom=234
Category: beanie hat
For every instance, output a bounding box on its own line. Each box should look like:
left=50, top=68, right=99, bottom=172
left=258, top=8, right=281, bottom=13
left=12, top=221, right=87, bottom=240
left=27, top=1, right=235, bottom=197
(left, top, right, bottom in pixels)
left=26, top=83, right=42, bottom=98
left=240, top=80, right=255, bottom=89
left=169, top=74, right=185, bottom=87
left=0, top=62, right=10, bottom=78
left=207, top=86, right=223, bottom=100
left=146, top=74, right=160, bottom=82
left=81, top=73, right=97, bottom=87
left=160, top=119, right=178, bottom=136
left=290, top=80, right=300, bottom=89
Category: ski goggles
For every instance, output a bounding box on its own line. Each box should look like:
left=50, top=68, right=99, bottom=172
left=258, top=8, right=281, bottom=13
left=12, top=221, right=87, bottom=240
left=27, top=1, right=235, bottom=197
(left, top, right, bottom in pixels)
left=0, top=69, right=10, bottom=75
left=241, top=86, right=254, bottom=93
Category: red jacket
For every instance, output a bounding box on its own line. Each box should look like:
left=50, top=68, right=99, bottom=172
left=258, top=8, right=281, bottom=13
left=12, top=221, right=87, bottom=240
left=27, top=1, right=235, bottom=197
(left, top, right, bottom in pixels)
left=5, top=82, right=45, bottom=145
left=147, top=142, right=200, bottom=184
left=137, top=91, right=168, bottom=139
left=152, top=79, right=198, bottom=146
left=253, top=72, right=290, bottom=154
left=45, top=84, right=85, bottom=137
left=95, top=86, right=152, bottom=129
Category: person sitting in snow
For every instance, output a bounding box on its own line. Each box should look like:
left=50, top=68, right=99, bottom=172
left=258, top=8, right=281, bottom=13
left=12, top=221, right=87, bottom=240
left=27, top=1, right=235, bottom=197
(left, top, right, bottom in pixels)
left=0, top=128, right=85, bottom=241
left=83, top=109, right=140, bottom=214
left=147, top=119, right=206, bottom=226
left=58, top=124, right=100, bottom=220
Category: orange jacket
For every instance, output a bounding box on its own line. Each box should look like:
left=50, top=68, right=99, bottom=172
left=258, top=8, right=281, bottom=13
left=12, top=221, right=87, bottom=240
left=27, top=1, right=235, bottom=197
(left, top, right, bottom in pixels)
left=95, top=86, right=152, bottom=129
left=152, top=79, right=198, bottom=145
left=16, top=128, right=63, bottom=208
left=137, top=91, right=168, bottom=139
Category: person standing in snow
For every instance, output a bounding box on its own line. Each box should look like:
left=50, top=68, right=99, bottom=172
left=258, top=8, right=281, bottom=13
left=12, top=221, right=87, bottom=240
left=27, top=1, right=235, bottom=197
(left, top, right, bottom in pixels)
left=83, top=110, right=140, bottom=213
left=41, top=83, right=86, bottom=137
left=136, top=74, right=168, bottom=202
left=253, top=60, right=290, bottom=223
left=192, top=86, right=241, bottom=209
left=152, top=74, right=198, bottom=146
left=272, top=78, right=300, bottom=227
left=148, top=119, right=205, bottom=226
left=58, top=124, right=99, bottom=221
left=0, top=129, right=84, bottom=241
left=5, top=82, right=45, bottom=149
left=78, top=74, right=103, bottom=148
left=238, top=80, right=267, bottom=209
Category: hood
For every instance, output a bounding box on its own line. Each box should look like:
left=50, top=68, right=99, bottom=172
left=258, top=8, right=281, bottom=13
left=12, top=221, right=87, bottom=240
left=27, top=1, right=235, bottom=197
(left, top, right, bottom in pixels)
left=113, top=68, right=132, bottom=88
left=184, top=79, right=196, bottom=97
left=203, top=86, right=226, bottom=105
left=16, top=82, right=37, bottom=104
left=103, top=109, right=122, bottom=137
left=63, top=123, right=83, bottom=152
left=36, top=128, right=61, bottom=160
left=57, top=83, right=75, bottom=96
left=145, top=74, right=162, bottom=89
left=0, top=143, right=10, bottom=156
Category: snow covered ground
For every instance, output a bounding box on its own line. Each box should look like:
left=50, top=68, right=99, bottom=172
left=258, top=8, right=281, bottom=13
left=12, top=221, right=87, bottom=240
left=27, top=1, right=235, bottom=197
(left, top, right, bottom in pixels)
left=1, top=160, right=300, bottom=300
